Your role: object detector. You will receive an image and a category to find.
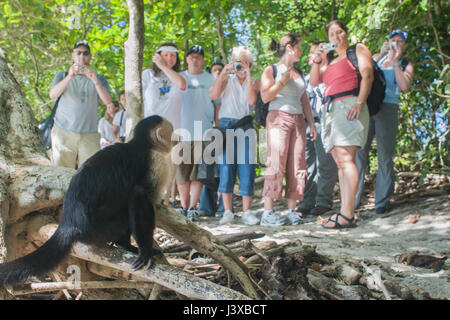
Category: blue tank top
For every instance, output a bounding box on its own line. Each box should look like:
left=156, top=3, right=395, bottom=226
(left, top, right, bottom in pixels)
left=378, top=56, right=401, bottom=105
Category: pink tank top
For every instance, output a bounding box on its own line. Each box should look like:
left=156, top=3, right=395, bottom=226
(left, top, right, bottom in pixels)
left=323, top=57, right=358, bottom=101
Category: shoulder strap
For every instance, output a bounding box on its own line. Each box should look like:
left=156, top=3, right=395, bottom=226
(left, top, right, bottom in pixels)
left=346, top=44, right=359, bottom=71
left=119, top=110, right=125, bottom=126
left=272, top=64, right=278, bottom=80
left=51, top=71, right=68, bottom=115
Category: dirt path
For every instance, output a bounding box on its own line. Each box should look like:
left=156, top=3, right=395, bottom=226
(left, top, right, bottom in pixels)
left=195, top=194, right=450, bottom=299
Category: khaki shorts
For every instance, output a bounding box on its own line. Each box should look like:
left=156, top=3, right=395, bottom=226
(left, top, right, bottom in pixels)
left=51, top=125, right=100, bottom=168
left=173, top=141, right=204, bottom=185
left=321, top=96, right=370, bottom=153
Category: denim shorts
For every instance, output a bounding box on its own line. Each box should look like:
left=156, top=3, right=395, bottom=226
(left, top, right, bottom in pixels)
left=217, top=117, right=256, bottom=196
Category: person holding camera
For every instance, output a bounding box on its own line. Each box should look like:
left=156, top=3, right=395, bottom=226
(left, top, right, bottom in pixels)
left=142, top=42, right=186, bottom=130
left=310, top=20, right=373, bottom=229
left=297, top=41, right=338, bottom=217
left=355, top=29, right=414, bottom=214
left=112, top=90, right=127, bottom=143
left=260, top=33, right=317, bottom=227
left=209, top=46, right=259, bottom=225
left=141, top=43, right=186, bottom=207
left=49, top=41, right=113, bottom=168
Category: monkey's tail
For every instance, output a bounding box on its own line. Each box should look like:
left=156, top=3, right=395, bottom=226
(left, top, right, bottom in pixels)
left=0, top=226, right=79, bottom=287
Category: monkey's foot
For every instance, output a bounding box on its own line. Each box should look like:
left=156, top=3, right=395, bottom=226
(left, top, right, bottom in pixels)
left=132, top=252, right=153, bottom=271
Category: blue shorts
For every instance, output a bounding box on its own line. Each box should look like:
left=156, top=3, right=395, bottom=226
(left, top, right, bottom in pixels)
left=217, top=118, right=256, bottom=196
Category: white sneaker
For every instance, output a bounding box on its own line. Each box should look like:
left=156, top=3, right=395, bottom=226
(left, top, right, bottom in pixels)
left=186, top=208, right=199, bottom=222
left=260, top=210, right=288, bottom=227
left=286, top=209, right=303, bottom=225
left=241, top=210, right=260, bottom=225
left=219, top=210, right=234, bottom=225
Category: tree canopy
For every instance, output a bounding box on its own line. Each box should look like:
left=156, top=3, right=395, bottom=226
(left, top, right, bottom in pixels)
left=0, top=0, right=448, bottom=173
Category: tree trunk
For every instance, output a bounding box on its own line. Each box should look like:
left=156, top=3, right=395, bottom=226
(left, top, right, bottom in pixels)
left=124, top=0, right=145, bottom=140
left=214, top=10, right=227, bottom=60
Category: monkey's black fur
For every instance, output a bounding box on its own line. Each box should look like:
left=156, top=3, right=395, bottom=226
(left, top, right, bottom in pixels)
left=0, top=116, right=166, bottom=286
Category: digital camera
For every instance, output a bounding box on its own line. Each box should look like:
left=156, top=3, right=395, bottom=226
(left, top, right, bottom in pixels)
left=389, top=42, right=397, bottom=50
left=322, top=42, right=337, bottom=51
left=233, top=61, right=243, bottom=71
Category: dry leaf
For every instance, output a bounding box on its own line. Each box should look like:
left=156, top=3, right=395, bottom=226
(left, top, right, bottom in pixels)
left=408, top=215, right=420, bottom=224
left=317, top=216, right=325, bottom=223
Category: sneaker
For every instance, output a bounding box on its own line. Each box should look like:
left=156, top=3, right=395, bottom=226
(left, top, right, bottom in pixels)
left=310, top=206, right=332, bottom=216
left=296, top=207, right=311, bottom=216
left=375, top=205, right=387, bottom=214
left=186, top=208, right=199, bottom=221
left=176, top=207, right=187, bottom=216
left=241, top=210, right=260, bottom=225
left=260, top=210, right=288, bottom=227
left=286, top=209, right=303, bottom=225
left=219, top=210, right=234, bottom=225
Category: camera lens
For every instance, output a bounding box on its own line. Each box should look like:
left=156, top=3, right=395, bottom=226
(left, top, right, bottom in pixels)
left=234, top=61, right=242, bottom=71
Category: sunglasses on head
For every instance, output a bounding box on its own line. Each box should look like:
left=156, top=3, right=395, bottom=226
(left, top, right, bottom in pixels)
left=74, top=50, right=90, bottom=56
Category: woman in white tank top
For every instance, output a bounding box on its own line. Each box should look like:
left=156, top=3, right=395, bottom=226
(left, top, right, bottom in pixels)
left=260, top=33, right=317, bottom=226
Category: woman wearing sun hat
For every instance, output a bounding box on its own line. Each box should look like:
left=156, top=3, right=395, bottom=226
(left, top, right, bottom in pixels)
left=142, top=43, right=187, bottom=206
left=142, top=42, right=186, bottom=130
left=355, top=29, right=414, bottom=214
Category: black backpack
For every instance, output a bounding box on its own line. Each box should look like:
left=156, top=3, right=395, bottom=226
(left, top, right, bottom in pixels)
left=346, top=44, right=386, bottom=116
left=255, top=64, right=277, bottom=127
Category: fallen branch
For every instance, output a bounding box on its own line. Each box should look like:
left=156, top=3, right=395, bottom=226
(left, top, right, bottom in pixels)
left=361, top=262, right=391, bottom=300
left=12, top=280, right=155, bottom=296
left=35, top=223, right=251, bottom=300
left=156, top=205, right=259, bottom=299
left=163, top=231, right=265, bottom=253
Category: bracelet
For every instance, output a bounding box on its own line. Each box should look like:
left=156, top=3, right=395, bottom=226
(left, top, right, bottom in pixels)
left=313, top=59, right=322, bottom=64
left=356, top=100, right=364, bottom=105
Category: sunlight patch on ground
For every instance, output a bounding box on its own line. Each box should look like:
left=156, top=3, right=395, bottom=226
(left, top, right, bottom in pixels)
left=360, top=232, right=382, bottom=239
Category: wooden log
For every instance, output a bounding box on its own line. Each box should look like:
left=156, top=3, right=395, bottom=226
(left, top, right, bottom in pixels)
left=163, top=231, right=265, bottom=253
left=12, top=280, right=155, bottom=296
left=36, top=224, right=250, bottom=300
left=155, top=205, right=259, bottom=299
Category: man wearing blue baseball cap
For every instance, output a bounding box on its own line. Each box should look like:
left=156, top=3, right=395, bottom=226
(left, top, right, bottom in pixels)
left=49, top=41, right=113, bottom=169
left=355, top=29, right=414, bottom=214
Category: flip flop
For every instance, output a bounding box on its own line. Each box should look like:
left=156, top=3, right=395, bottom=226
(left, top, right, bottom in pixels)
left=321, top=212, right=357, bottom=229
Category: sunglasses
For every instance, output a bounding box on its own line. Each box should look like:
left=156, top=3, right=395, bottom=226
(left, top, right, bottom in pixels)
left=74, top=50, right=90, bottom=56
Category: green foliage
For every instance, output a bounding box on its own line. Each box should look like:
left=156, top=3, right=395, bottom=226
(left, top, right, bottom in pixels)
left=0, top=0, right=448, bottom=172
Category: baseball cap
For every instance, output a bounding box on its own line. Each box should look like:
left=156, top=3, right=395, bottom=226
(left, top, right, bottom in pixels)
left=73, top=41, right=91, bottom=52
left=388, top=29, right=408, bottom=42
left=186, top=45, right=204, bottom=57
left=211, top=56, right=224, bottom=67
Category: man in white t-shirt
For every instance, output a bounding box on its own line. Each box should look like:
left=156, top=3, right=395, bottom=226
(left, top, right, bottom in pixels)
left=174, top=45, right=216, bottom=221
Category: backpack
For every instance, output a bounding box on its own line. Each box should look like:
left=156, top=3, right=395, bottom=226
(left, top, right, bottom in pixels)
left=255, top=64, right=277, bottom=127
left=38, top=71, right=67, bottom=149
left=346, top=43, right=386, bottom=116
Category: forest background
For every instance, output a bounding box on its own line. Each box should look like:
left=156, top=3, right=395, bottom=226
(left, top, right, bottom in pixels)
left=0, top=0, right=448, bottom=176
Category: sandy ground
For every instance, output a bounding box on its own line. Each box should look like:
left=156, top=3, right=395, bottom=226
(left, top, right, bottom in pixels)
left=194, top=193, right=450, bottom=299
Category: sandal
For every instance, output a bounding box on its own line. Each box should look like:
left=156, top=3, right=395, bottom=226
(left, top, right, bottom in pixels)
left=321, top=212, right=357, bottom=229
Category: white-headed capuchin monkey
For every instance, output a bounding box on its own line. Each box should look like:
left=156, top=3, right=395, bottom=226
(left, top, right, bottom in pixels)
left=0, top=115, right=174, bottom=286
